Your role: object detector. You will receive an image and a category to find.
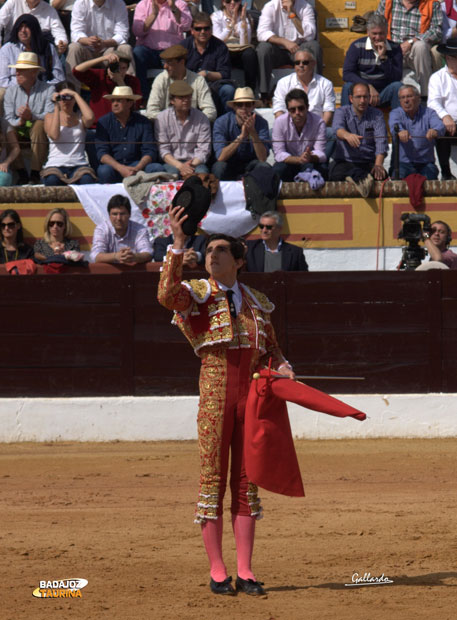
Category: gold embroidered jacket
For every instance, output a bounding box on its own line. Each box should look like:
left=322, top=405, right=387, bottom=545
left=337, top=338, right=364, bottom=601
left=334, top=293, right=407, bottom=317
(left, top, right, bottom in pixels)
left=157, top=249, right=287, bottom=368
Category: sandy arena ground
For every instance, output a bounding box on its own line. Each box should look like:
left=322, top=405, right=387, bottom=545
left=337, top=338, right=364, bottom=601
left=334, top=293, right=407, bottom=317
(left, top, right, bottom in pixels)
left=1, top=438, right=456, bottom=620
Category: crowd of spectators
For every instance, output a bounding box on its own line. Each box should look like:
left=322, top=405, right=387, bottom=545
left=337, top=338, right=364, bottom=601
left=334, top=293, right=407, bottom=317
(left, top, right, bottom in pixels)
left=0, top=0, right=456, bottom=189
left=2, top=198, right=455, bottom=270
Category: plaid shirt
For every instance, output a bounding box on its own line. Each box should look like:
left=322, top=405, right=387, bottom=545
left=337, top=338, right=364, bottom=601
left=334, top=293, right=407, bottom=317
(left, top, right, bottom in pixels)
left=377, top=0, right=442, bottom=44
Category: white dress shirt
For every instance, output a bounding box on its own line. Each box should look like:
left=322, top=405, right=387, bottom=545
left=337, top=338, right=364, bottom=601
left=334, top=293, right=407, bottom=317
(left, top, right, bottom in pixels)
left=257, top=0, right=316, bottom=44
left=272, top=72, right=336, bottom=115
left=0, top=0, right=67, bottom=44
left=428, top=66, right=457, bottom=121
left=71, top=0, right=129, bottom=46
left=216, top=280, right=242, bottom=315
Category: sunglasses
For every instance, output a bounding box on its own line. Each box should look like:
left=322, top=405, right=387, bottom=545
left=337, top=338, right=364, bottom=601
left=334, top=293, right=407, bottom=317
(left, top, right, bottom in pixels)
left=193, top=26, right=211, bottom=32
left=49, top=220, right=64, bottom=228
left=225, top=0, right=241, bottom=3
left=235, top=102, right=254, bottom=108
left=288, top=105, right=306, bottom=113
left=259, top=224, right=274, bottom=230
left=294, top=60, right=311, bottom=66
left=56, top=94, right=74, bottom=101
left=1, top=221, right=16, bottom=230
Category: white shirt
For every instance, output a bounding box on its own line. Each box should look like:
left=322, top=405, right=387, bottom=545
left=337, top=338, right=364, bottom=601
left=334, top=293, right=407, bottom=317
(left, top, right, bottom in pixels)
left=0, top=0, right=67, bottom=44
left=428, top=66, right=457, bottom=121
left=441, top=0, right=457, bottom=41
left=211, top=9, right=252, bottom=46
left=216, top=280, right=242, bottom=315
left=71, top=0, right=129, bottom=46
left=272, top=71, right=336, bottom=116
left=257, top=0, right=316, bottom=44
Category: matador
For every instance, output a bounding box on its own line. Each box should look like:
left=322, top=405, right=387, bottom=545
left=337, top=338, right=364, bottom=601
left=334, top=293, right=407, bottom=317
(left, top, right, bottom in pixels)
left=157, top=204, right=295, bottom=596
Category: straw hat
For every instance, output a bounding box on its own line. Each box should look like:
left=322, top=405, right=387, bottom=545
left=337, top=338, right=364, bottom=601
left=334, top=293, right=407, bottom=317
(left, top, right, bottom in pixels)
left=103, top=86, right=142, bottom=101
left=8, top=51, right=44, bottom=71
left=169, top=80, right=193, bottom=97
left=227, top=87, right=261, bottom=109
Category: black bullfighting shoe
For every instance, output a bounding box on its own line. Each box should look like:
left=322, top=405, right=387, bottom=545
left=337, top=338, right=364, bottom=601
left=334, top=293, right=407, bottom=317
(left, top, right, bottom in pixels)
left=209, top=576, right=236, bottom=595
left=235, top=576, right=266, bottom=596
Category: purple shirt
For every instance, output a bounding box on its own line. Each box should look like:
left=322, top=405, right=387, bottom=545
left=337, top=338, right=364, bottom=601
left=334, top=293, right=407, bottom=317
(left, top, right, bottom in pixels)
left=90, top=219, right=152, bottom=262
left=272, top=110, right=326, bottom=163
left=332, top=104, right=388, bottom=163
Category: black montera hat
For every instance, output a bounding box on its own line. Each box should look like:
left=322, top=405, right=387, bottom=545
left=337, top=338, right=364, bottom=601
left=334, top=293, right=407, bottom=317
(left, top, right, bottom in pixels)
left=172, top=176, right=211, bottom=236
left=437, top=38, right=457, bottom=56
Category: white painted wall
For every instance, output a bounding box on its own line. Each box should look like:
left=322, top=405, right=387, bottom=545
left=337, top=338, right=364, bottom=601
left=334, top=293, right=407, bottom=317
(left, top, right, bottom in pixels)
left=0, top=394, right=456, bottom=442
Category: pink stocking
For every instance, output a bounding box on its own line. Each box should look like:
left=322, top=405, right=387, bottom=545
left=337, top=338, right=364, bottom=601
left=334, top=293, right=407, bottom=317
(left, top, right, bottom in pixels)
left=232, top=514, right=256, bottom=581
left=201, top=518, right=227, bottom=582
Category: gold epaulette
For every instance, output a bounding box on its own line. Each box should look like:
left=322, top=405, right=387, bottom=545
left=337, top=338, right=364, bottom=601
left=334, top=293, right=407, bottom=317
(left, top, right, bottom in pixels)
left=240, top=284, right=275, bottom=314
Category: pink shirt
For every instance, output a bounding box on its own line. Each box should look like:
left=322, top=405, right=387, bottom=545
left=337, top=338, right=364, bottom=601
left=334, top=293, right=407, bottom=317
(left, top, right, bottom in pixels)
left=132, top=0, right=192, bottom=50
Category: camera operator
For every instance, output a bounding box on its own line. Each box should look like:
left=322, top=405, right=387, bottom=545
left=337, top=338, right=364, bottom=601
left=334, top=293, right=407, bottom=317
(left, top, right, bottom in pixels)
left=422, top=220, right=457, bottom=269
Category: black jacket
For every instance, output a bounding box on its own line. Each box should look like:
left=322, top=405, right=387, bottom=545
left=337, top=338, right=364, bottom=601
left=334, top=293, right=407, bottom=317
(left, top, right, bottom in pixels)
left=245, top=239, right=308, bottom=272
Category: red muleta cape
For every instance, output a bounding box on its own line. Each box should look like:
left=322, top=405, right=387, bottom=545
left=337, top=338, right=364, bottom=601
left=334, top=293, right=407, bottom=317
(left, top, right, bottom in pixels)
left=244, top=369, right=367, bottom=498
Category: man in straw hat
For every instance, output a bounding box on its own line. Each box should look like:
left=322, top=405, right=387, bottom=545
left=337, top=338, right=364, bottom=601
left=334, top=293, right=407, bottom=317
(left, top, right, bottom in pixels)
left=146, top=44, right=216, bottom=121
left=212, top=86, right=271, bottom=180
left=428, top=38, right=457, bottom=180
left=154, top=80, right=211, bottom=178
left=4, top=51, right=54, bottom=185
left=95, top=85, right=163, bottom=183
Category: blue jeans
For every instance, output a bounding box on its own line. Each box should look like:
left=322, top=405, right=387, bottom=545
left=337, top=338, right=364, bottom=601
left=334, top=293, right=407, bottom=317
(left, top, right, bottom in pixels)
left=391, top=161, right=439, bottom=180
left=163, top=163, right=209, bottom=178
left=133, top=45, right=163, bottom=100
left=43, top=166, right=97, bottom=186
left=211, top=82, right=236, bottom=115
left=341, top=81, right=403, bottom=109
left=97, top=161, right=164, bottom=183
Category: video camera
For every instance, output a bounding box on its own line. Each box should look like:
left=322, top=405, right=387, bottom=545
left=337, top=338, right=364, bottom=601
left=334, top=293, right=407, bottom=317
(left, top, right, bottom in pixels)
left=397, top=213, right=432, bottom=270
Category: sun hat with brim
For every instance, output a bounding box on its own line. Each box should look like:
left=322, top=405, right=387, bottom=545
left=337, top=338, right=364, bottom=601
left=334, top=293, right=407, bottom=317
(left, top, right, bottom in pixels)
left=169, top=80, right=193, bottom=97
left=103, top=86, right=142, bottom=101
left=227, top=87, right=261, bottom=109
left=160, top=44, right=188, bottom=60
left=437, top=38, right=457, bottom=56
left=8, top=51, right=44, bottom=71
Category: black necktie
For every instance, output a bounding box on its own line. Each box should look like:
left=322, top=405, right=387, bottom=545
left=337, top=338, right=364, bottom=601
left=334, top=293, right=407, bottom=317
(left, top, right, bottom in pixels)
left=226, top=289, right=237, bottom=318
